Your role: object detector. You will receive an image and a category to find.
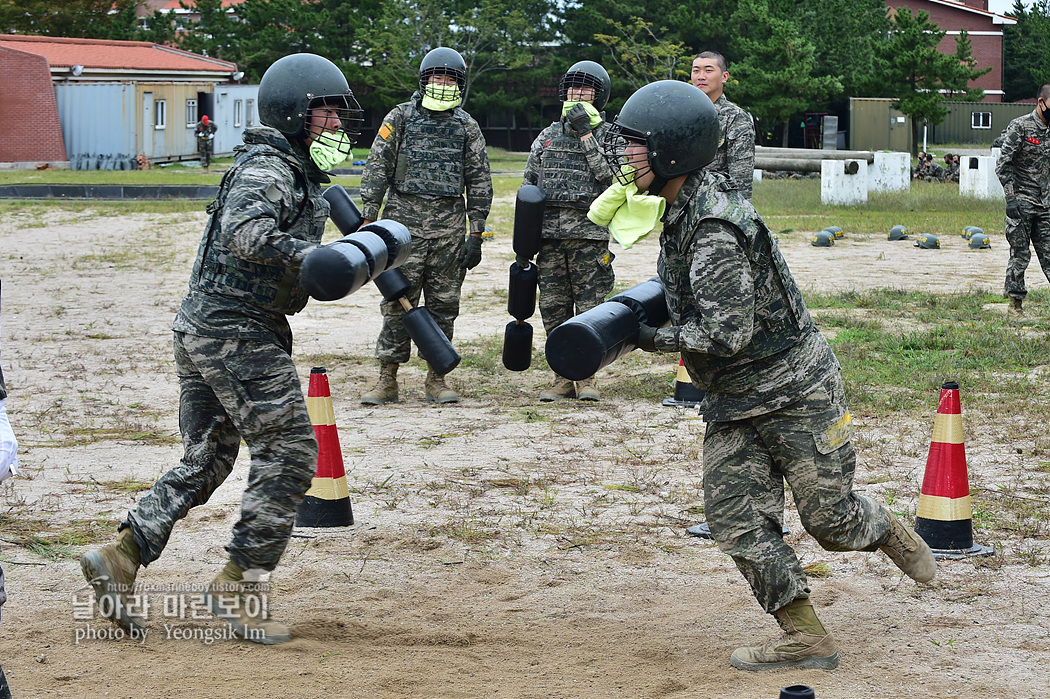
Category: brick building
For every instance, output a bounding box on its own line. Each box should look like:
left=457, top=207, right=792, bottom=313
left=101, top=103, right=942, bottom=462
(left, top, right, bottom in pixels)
left=887, top=0, right=1016, bottom=102
left=0, top=44, right=67, bottom=165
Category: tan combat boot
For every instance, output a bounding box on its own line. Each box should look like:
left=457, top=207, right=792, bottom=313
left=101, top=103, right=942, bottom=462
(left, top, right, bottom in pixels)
left=360, top=361, right=399, bottom=405
left=539, top=374, right=576, bottom=402
left=879, top=508, right=937, bottom=583
left=80, top=528, right=145, bottom=633
left=577, top=376, right=600, bottom=402
left=424, top=368, right=459, bottom=403
left=1007, top=297, right=1024, bottom=323
left=730, top=598, right=839, bottom=671
left=205, top=560, right=290, bottom=645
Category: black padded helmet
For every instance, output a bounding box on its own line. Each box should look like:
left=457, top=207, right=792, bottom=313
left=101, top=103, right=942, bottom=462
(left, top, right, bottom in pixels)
left=559, top=60, right=611, bottom=111
left=258, top=53, right=363, bottom=143
left=419, top=46, right=467, bottom=100
left=602, top=80, right=719, bottom=193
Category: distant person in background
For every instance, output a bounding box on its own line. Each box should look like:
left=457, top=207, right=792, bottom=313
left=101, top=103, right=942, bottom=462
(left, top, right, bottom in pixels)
left=691, top=51, right=755, bottom=200
left=996, top=82, right=1050, bottom=322
left=195, top=114, right=218, bottom=170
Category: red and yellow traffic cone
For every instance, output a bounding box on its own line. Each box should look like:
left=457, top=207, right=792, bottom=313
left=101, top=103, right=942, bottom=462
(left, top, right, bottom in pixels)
left=913, top=381, right=992, bottom=558
left=662, top=355, right=705, bottom=409
left=295, top=367, right=354, bottom=528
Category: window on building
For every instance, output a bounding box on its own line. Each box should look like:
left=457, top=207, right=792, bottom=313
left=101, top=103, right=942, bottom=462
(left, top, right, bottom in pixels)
left=155, top=99, right=167, bottom=129
left=234, top=100, right=243, bottom=128
left=186, top=99, right=198, bottom=127
left=971, top=111, right=992, bottom=130
left=246, top=99, right=255, bottom=126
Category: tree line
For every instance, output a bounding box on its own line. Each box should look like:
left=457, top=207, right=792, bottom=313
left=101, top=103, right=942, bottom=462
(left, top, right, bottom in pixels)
left=3, top=0, right=1048, bottom=150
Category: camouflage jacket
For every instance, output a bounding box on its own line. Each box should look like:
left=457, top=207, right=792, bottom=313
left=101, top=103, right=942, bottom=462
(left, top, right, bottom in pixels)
left=996, top=108, right=1050, bottom=207
left=654, top=170, right=837, bottom=421
left=173, top=126, right=330, bottom=349
left=707, top=94, right=756, bottom=201
left=522, top=118, right=614, bottom=241
left=361, top=95, right=492, bottom=237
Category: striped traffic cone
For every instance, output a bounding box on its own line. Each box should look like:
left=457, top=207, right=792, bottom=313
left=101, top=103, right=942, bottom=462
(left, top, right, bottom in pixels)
left=662, top=356, right=705, bottom=409
left=913, top=381, right=992, bottom=558
left=295, top=367, right=354, bottom=527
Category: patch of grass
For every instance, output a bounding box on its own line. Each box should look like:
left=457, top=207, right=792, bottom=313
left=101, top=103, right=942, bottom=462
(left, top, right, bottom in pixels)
left=0, top=515, right=119, bottom=559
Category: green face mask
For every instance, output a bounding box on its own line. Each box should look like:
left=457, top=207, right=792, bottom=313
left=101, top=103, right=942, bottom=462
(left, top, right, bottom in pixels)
left=309, top=131, right=352, bottom=172
left=422, top=84, right=462, bottom=111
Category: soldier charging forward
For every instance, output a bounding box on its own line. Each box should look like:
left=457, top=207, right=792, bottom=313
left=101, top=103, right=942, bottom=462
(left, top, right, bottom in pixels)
left=81, top=53, right=364, bottom=644
left=522, top=61, right=617, bottom=402
left=360, top=47, right=493, bottom=405
left=600, top=80, right=935, bottom=671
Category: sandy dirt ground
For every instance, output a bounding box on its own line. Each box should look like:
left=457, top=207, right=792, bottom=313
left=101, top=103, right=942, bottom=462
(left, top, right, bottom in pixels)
left=0, top=198, right=1048, bottom=699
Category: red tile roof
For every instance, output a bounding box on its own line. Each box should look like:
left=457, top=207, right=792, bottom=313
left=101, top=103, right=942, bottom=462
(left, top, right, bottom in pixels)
left=145, top=0, right=246, bottom=9
left=0, top=34, right=236, bottom=72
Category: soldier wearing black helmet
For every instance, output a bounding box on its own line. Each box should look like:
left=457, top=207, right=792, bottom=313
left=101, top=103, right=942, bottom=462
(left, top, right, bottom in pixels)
left=523, top=60, right=617, bottom=402
left=80, top=53, right=363, bottom=645
left=360, top=47, right=493, bottom=405
left=606, top=80, right=936, bottom=671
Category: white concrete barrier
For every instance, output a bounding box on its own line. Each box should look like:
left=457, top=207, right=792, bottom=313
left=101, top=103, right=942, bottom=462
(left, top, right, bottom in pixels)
left=821, top=159, right=868, bottom=205
left=868, top=152, right=910, bottom=193
left=959, top=155, right=1004, bottom=200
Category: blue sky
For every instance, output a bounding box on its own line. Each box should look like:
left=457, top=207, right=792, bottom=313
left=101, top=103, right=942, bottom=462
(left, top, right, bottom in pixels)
left=988, top=0, right=1031, bottom=15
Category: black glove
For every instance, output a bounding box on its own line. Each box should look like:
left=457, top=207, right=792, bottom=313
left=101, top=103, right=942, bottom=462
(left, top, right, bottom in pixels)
left=461, top=235, right=483, bottom=270
left=1005, top=196, right=1021, bottom=221
left=515, top=254, right=532, bottom=269
left=566, top=103, right=593, bottom=138
left=636, top=324, right=658, bottom=352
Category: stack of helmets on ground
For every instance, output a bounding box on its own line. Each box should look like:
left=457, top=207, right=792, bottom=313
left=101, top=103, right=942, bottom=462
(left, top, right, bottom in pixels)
left=823, top=225, right=844, bottom=239
left=961, top=225, right=983, bottom=240
left=916, top=233, right=940, bottom=249
left=888, top=224, right=909, bottom=240
left=811, top=230, right=835, bottom=247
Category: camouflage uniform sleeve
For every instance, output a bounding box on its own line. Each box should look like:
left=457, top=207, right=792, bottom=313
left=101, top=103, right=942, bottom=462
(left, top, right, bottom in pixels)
left=654, top=219, right=755, bottom=356
left=220, top=158, right=317, bottom=265
left=995, top=118, right=1023, bottom=198
left=522, top=128, right=547, bottom=187
left=463, top=117, right=493, bottom=234
left=360, top=106, right=403, bottom=221
left=582, top=122, right=615, bottom=188
left=725, top=108, right=756, bottom=200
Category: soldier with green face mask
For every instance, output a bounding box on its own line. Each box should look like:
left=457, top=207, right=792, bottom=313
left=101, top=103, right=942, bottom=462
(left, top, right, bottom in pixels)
left=360, top=47, right=493, bottom=405
left=523, top=61, right=616, bottom=402
left=80, top=53, right=364, bottom=645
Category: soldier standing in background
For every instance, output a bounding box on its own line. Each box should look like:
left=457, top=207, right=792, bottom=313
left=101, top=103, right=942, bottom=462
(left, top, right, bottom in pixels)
left=996, top=83, right=1050, bottom=322
left=523, top=61, right=616, bottom=402
left=80, top=53, right=363, bottom=645
left=691, top=51, right=756, bottom=200
left=195, top=114, right=218, bottom=170
left=604, top=80, right=935, bottom=671
left=360, top=47, right=493, bottom=405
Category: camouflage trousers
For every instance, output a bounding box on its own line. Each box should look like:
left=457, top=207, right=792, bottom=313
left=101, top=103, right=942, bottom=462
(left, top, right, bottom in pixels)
left=536, top=238, right=615, bottom=335
left=375, top=234, right=466, bottom=365
left=703, top=372, right=890, bottom=613
left=123, top=332, right=317, bottom=572
left=1004, top=206, right=1050, bottom=300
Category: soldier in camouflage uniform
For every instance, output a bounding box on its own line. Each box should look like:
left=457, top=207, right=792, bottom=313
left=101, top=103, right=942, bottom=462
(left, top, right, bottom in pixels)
left=523, top=61, right=616, bottom=402
left=691, top=51, right=755, bottom=200
left=80, top=53, right=364, bottom=645
left=604, top=81, right=936, bottom=671
left=996, top=83, right=1050, bottom=322
left=360, top=47, right=493, bottom=405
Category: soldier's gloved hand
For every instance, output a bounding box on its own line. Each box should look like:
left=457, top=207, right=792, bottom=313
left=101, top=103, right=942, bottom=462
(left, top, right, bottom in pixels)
left=1005, top=196, right=1021, bottom=221
left=461, top=235, right=483, bottom=270
left=515, top=254, right=532, bottom=269
left=566, top=103, right=593, bottom=138
left=636, top=324, right=658, bottom=352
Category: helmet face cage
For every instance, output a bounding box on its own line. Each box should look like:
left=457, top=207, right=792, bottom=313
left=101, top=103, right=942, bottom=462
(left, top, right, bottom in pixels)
left=419, top=67, right=465, bottom=101
left=559, top=71, right=603, bottom=104
left=304, top=93, right=364, bottom=146
left=601, top=122, right=654, bottom=187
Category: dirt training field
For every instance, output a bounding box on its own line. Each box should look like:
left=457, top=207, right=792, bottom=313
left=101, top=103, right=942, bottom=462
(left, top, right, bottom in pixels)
left=0, top=203, right=1048, bottom=699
